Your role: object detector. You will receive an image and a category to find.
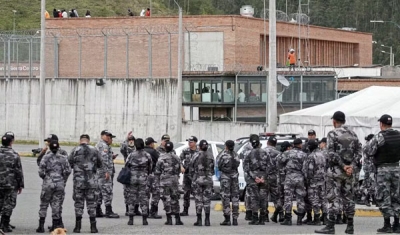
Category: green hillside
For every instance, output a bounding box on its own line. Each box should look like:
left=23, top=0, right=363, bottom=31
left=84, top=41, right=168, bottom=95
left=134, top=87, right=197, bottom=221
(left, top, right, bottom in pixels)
left=1, top=0, right=399, bottom=65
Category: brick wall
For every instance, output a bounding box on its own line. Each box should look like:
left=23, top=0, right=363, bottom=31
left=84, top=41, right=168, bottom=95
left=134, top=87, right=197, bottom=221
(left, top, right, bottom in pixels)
left=46, top=15, right=372, bottom=78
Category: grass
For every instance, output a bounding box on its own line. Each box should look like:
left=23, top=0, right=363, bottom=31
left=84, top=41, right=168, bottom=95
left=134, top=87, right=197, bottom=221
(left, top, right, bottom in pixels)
left=0, top=0, right=172, bottom=30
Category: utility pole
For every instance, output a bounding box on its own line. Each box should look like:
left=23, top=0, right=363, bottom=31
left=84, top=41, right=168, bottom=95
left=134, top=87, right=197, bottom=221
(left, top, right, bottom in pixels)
left=39, top=0, right=46, bottom=147
left=268, top=0, right=277, bottom=132
left=174, top=0, right=183, bottom=142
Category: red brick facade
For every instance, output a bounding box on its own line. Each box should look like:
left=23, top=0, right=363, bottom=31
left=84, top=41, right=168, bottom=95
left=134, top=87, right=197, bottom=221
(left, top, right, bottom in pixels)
left=45, top=15, right=372, bottom=78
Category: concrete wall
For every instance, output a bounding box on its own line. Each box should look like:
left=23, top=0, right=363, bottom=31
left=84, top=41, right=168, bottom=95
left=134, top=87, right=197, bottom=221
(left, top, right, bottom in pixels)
left=0, top=78, right=265, bottom=142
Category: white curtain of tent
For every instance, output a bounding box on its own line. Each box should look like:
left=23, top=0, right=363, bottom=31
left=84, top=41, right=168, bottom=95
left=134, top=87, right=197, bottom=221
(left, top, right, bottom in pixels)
left=278, top=86, right=400, bottom=143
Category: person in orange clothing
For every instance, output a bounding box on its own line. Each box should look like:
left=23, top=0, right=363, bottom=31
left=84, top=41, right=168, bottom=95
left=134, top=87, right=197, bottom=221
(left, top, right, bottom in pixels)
left=145, top=8, right=151, bottom=17
left=45, top=10, right=50, bottom=19
left=288, top=49, right=296, bottom=71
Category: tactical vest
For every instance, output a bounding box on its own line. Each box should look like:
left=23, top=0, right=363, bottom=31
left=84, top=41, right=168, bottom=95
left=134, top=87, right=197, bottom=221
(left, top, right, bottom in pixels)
left=374, top=130, right=400, bottom=166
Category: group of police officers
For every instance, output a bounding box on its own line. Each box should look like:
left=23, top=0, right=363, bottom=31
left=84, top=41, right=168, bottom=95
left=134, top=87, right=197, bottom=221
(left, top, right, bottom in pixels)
left=0, top=110, right=399, bottom=234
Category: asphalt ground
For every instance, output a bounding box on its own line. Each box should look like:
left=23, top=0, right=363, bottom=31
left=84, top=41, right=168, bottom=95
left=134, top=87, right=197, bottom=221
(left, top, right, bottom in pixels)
left=6, top=149, right=387, bottom=235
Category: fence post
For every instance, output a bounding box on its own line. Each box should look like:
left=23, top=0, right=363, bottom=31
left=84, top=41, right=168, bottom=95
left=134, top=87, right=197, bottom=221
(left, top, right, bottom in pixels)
left=7, top=39, right=11, bottom=78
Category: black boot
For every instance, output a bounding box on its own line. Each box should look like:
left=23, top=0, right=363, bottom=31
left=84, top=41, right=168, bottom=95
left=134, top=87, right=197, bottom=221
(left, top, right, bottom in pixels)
left=220, top=215, right=231, bottom=226
left=134, top=204, right=142, bottom=216
left=125, top=204, right=129, bottom=216
left=194, top=214, right=202, bottom=226
left=142, top=215, right=148, bottom=225
left=50, top=219, right=61, bottom=231
left=59, top=217, right=64, bottom=228
left=245, top=210, right=252, bottom=221
left=90, top=217, right=98, bottom=233
left=259, top=210, right=266, bottom=225
left=297, top=213, right=306, bottom=226
left=342, top=214, right=348, bottom=224
left=310, top=214, right=322, bottom=226
left=96, top=205, right=104, bottom=218
left=36, top=217, right=45, bottom=233
left=315, top=215, right=335, bottom=234
left=127, top=215, right=134, bottom=225
left=1, top=216, right=12, bottom=233
left=205, top=213, right=210, bottom=226
left=271, top=210, right=279, bottom=223
left=232, top=216, right=238, bottom=226
left=73, top=217, right=82, bottom=233
left=393, top=217, right=400, bottom=233
left=301, top=211, right=312, bottom=224
left=249, top=212, right=259, bottom=225
left=149, top=205, right=162, bottom=219
left=280, top=213, right=292, bottom=226
left=265, top=210, right=270, bottom=222
left=175, top=214, right=184, bottom=225
left=322, top=213, right=327, bottom=225
left=336, top=214, right=343, bottom=224
left=180, top=207, right=189, bottom=216
left=165, top=213, right=172, bottom=225
left=377, top=217, right=392, bottom=233
left=345, top=217, right=354, bottom=234
left=278, top=211, right=285, bottom=222
left=105, top=205, right=119, bottom=218
left=364, top=195, right=371, bottom=207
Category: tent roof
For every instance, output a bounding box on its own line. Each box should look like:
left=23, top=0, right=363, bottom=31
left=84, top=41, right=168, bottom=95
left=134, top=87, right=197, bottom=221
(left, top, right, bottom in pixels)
left=280, top=86, right=400, bottom=121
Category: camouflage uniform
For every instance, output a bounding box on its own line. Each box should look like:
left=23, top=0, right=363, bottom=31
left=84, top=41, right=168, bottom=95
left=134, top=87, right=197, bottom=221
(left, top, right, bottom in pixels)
left=37, top=148, right=69, bottom=220
left=361, top=146, right=376, bottom=204
left=179, top=147, right=199, bottom=209
left=325, top=126, right=361, bottom=219
left=276, top=153, right=286, bottom=212
left=217, top=150, right=240, bottom=219
left=155, top=152, right=181, bottom=215
left=243, top=147, right=271, bottom=219
left=365, top=129, right=400, bottom=218
left=240, top=143, right=253, bottom=212
left=68, top=144, right=103, bottom=217
left=0, top=146, right=24, bottom=218
left=96, top=140, right=115, bottom=207
left=264, top=146, right=281, bottom=211
left=125, top=149, right=152, bottom=216
left=144, top=146, right=161, bottom=211
left=38, top=152, right=71, bottom=220
left=278, top=147, right=307, bottom=214
left=301, top=142, right=313, bottom=220
left=303, top=148, right=328, bottom=215
left=190, top=151, right=214, bottom=215
left=120, top=141, right=135, bottom=207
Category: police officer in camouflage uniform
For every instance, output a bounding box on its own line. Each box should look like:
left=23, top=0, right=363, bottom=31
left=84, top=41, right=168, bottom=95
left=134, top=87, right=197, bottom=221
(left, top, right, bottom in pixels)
left=301, top=130, right=317, bottom=225
left=264, top=136, right=282, bottom=223
left=0, top=132, right=18, bottom=232
left=36, top=134, right=69, bottom=228
left=318, top=137, right=329, bottom=225
left=96, top=130, right=119, bottom=218
left=69, top=134, right=103, bottom=233
left=361, top=134, right=376, bottom=207
left=365, top=114, right=400, bottom=233
left=190, top=140, right=214, bottom=227
left=279, top=138, right=307, bottom=226
left=274, top=141, right=292, bottom=224
left=144, top=137, right=162, bottom=219
left=155, top=141, right=184, bottom=226
left=179, top=136, right=199, bottom=216
left=0, top=135, right=24, bottom=233
left=241, top=134, right=260, bottom=221
left=303, top=139, right=327, bottom=226
left=217, top=140, right=240, bottom=226
left=36, top=140, right=71, bottom=233
left=316, top=111, right=361, bottom=234
left=126, top=138, right=152, bottom=226
left=120, top=134, right=139, bottom=216
left=243, top=136, right=271, bottom=225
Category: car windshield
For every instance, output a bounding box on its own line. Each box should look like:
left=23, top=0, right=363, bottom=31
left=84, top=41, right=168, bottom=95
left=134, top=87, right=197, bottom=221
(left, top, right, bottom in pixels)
left=234, top=140, right=248, bottom=152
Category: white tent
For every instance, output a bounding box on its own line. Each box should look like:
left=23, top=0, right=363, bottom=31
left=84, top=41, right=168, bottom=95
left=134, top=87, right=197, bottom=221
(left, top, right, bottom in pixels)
left=278, top=86, right=400, bottom=142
